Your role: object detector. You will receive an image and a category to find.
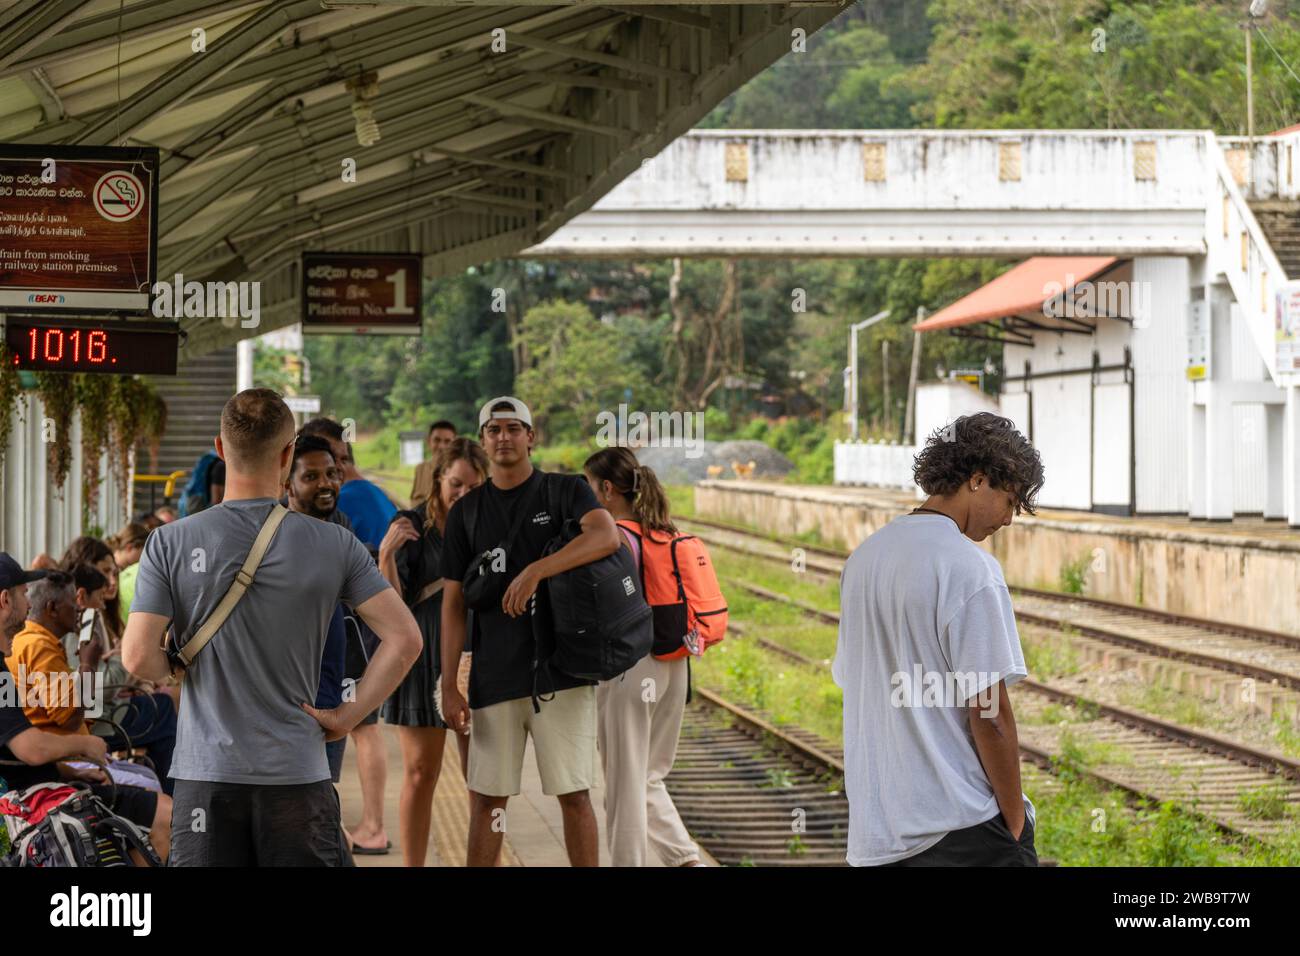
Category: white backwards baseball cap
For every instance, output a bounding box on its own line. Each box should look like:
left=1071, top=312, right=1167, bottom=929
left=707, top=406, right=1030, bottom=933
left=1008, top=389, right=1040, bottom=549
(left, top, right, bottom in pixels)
left=478, top=396, right=532, bottom=431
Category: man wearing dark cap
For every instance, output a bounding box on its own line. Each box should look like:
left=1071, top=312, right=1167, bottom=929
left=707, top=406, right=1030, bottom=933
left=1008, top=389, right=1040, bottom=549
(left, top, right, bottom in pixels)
left=0, top=553, right=172, bottom=862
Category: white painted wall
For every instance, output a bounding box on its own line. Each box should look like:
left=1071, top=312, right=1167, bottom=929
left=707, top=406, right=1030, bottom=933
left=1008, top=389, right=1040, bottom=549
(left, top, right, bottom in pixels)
left=833, top=440, right=916, bottom=490
left=835, top=381, right=1001, bottom=489
left=914, top=380, right=1002, bottom=446
left=591, top=130, right=1211, bottom=212
left=1130, top=257, right=1190, bottom=513
left=0, top=393, right=130, bottom=566
left=529, top=130, right=1211, bottom=258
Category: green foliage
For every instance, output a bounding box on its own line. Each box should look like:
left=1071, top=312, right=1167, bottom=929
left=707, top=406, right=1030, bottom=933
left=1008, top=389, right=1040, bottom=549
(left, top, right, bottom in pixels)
left=0, top=345, right=21, bottom=471
left=1022, top=633, right=1082, bottom=679
left=34, top=372, right=76, bottom=496
left=701, top=4, right=927, bottom=129
left=75, top=374, right=113, bottom=520
left=514, top=299, right=660, bottom=443
left=1238, top=783, right=1290, bottom=821
left=252, top=345, right=300, bottom=396
left=907, top=0, right=1300, bottom=135
left=1059, top=553, right=1091, bottom=594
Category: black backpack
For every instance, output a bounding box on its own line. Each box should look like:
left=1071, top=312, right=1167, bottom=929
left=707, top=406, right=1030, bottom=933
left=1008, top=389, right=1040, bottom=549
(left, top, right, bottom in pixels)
left=533, top=475, right=652, bottom=700
left=462, top=471, right=653, bottom=711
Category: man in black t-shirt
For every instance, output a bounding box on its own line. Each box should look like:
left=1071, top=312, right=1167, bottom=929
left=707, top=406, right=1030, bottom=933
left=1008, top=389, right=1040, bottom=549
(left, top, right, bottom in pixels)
left=440, top=397, right=620, bottom=867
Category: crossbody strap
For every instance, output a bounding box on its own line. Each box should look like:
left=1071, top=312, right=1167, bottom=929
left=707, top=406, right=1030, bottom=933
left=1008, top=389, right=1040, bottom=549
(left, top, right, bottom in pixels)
left=412, top=578, right=444, bottom=607
left=177, top=503, right=290, bottom=668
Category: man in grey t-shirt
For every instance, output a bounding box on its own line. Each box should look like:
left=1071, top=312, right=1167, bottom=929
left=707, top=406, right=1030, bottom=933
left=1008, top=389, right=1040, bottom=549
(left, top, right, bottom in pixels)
left=123, top=388, right=422, bottom=866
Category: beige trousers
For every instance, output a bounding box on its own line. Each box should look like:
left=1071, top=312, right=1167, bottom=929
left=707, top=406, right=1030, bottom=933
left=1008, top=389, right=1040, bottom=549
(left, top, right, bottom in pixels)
left=596, top=654, right=700, bottom=867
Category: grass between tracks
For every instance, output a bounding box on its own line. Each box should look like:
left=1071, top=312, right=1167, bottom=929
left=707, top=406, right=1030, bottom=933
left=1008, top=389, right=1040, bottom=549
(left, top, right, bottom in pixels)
left=693, top=512, right=1300, bottom=866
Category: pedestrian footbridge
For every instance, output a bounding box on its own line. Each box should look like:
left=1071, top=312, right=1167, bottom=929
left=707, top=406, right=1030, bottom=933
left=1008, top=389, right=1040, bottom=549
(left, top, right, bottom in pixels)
left=527, top=128, right=1300, bottom=389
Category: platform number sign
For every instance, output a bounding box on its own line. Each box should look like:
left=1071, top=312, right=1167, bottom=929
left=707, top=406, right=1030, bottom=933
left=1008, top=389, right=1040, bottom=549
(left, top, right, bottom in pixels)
left=301, top=251, right=422, bottom=335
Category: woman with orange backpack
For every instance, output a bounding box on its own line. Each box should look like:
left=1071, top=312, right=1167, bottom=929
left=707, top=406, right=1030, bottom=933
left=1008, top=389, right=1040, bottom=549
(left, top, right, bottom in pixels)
left=583, top=447, right=727, bottom=867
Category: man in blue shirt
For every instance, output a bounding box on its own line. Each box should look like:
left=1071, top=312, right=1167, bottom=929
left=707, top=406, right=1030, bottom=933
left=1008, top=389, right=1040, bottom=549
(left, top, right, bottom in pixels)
left=284, top=435, right=350, bottom=785
left=297, top=417, right=395, bottom=854
left=300, top=418, right=396, bottom=552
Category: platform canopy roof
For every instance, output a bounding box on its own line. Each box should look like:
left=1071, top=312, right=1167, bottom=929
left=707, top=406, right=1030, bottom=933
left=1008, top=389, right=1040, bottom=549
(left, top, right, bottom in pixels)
left=913, top=256, right=1126, bottom=347
left=0, top=0, right=847, bottom=356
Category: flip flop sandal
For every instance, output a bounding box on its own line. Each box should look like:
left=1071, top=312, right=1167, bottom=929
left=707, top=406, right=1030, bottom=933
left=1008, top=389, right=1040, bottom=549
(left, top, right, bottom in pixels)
left=351, top=840, right=392, bottom=856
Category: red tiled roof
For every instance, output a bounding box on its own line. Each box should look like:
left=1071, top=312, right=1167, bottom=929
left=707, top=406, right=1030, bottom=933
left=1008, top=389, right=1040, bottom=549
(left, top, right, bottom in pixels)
left=914, top=256, right=1120, bottom=331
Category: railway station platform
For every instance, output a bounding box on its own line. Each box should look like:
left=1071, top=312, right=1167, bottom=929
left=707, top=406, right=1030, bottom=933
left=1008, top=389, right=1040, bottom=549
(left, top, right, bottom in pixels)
left=694, top=480, right=1300, bottom=638
left=337, top=723, right=713, bottom=867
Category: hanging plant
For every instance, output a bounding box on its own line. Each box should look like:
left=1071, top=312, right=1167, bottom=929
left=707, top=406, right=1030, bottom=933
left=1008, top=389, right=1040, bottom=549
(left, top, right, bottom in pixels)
left=107, top=376, right=144, bottom=492
left=76, top=373, right=114, bottom=520
left=138, top=384, right=168, bottom=472
left=0, top=345, right=23, bottom=472
left=33, top=372, right=76, bottom=496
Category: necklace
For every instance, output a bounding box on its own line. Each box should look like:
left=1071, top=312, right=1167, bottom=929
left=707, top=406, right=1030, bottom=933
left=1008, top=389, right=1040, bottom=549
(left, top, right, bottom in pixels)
left=910, top=506, right=961, bottom=531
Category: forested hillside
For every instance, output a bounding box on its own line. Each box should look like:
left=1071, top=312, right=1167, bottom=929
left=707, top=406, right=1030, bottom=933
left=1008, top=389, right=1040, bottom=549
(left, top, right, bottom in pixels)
left=299, top=0, right=1300, bottom=478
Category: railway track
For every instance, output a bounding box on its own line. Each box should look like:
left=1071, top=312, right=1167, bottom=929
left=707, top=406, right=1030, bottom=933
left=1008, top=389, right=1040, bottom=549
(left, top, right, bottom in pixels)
left=667, top=689, right=850, bottom=867
left=680, top=515, right=1300, bottom=696
left=716, top=593, right=1300, bottom=842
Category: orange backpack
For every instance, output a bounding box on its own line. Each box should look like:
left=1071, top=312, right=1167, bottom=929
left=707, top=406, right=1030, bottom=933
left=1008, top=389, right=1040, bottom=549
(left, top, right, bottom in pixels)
left=616, top=520, right=728, bottom=660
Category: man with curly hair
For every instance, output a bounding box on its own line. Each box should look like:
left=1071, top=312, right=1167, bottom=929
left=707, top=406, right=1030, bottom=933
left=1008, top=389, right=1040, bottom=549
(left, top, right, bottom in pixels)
left=833, top=412, right=1045, bottom=867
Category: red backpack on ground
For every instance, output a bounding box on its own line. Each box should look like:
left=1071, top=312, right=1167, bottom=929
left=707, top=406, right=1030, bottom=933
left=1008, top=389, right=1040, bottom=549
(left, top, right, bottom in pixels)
left=0, top=782, right=161, bottom=867
left=616, top=520, right=728, bottom=660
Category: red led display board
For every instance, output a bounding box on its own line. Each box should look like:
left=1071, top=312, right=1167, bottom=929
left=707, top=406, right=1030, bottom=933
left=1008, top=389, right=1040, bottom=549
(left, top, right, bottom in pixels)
left=5, top=318, right=178, bottom=375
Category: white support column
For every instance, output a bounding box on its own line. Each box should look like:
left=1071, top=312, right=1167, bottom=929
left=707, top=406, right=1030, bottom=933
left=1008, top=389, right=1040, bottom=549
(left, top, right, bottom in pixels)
left=1204, top=384, right=1235, bottom=519
left=1188, top=394, right=1207, bottom=518
left=1265, top=401, right=1286, bottom=519
left=1287, top=383, right=1300, bottom=527
left=236, top=338, right=255, bottom=393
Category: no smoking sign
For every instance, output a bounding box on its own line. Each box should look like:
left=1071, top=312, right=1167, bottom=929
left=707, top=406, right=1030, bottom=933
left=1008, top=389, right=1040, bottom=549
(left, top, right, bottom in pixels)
left=93, top=169, right=145, bottom=223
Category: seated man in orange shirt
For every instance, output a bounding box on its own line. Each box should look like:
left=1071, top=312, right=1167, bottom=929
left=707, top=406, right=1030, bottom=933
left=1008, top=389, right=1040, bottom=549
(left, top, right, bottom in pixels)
left=4, top=569, right=93, bottom=736
left=0, top=554, right=170, bottom=862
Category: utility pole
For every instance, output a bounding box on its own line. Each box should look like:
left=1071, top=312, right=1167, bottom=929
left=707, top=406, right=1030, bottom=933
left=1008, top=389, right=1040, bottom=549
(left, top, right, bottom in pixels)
left=903, top=307, right=925, bottom=443
left=882, top=339, right=891, bottom=434
left=1246, top=17, right=1255, bottom=142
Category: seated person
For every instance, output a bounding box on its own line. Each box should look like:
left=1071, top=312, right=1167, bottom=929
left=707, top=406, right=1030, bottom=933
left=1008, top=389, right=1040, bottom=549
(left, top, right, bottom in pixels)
left=5, top=570, right=90, bottom=737
left=0, top=554, right=169, bottom=862
left=67, top=563, right=178, bottom=794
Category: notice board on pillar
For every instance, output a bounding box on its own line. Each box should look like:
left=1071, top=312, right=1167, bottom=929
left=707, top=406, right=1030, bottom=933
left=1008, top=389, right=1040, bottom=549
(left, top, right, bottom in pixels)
left=301, top=251, right=422, bottom=335
left=1277, top=281, right=1300, bottom=375
left=0, top=144, right=159, bottom=314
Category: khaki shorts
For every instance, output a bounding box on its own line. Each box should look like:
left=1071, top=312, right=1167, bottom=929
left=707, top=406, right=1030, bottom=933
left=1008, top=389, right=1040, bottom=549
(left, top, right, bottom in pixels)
left=467, top=685, right=596, bottom=797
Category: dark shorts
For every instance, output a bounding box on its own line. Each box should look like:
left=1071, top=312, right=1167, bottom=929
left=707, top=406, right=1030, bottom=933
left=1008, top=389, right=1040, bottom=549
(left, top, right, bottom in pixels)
left=168, top=778, right=349, bottom=867
left=90, top=783, right=158, bottom=830
left=884, top=811, right=1038, bottom=867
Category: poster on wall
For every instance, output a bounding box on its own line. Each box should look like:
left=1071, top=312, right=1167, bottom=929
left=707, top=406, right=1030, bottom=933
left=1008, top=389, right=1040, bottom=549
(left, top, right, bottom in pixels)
left=301, top=251, right=422, bottom=335
left=1278, top=281, right=1300, bottom=375
left=0, top=144, right=159, bottom=314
